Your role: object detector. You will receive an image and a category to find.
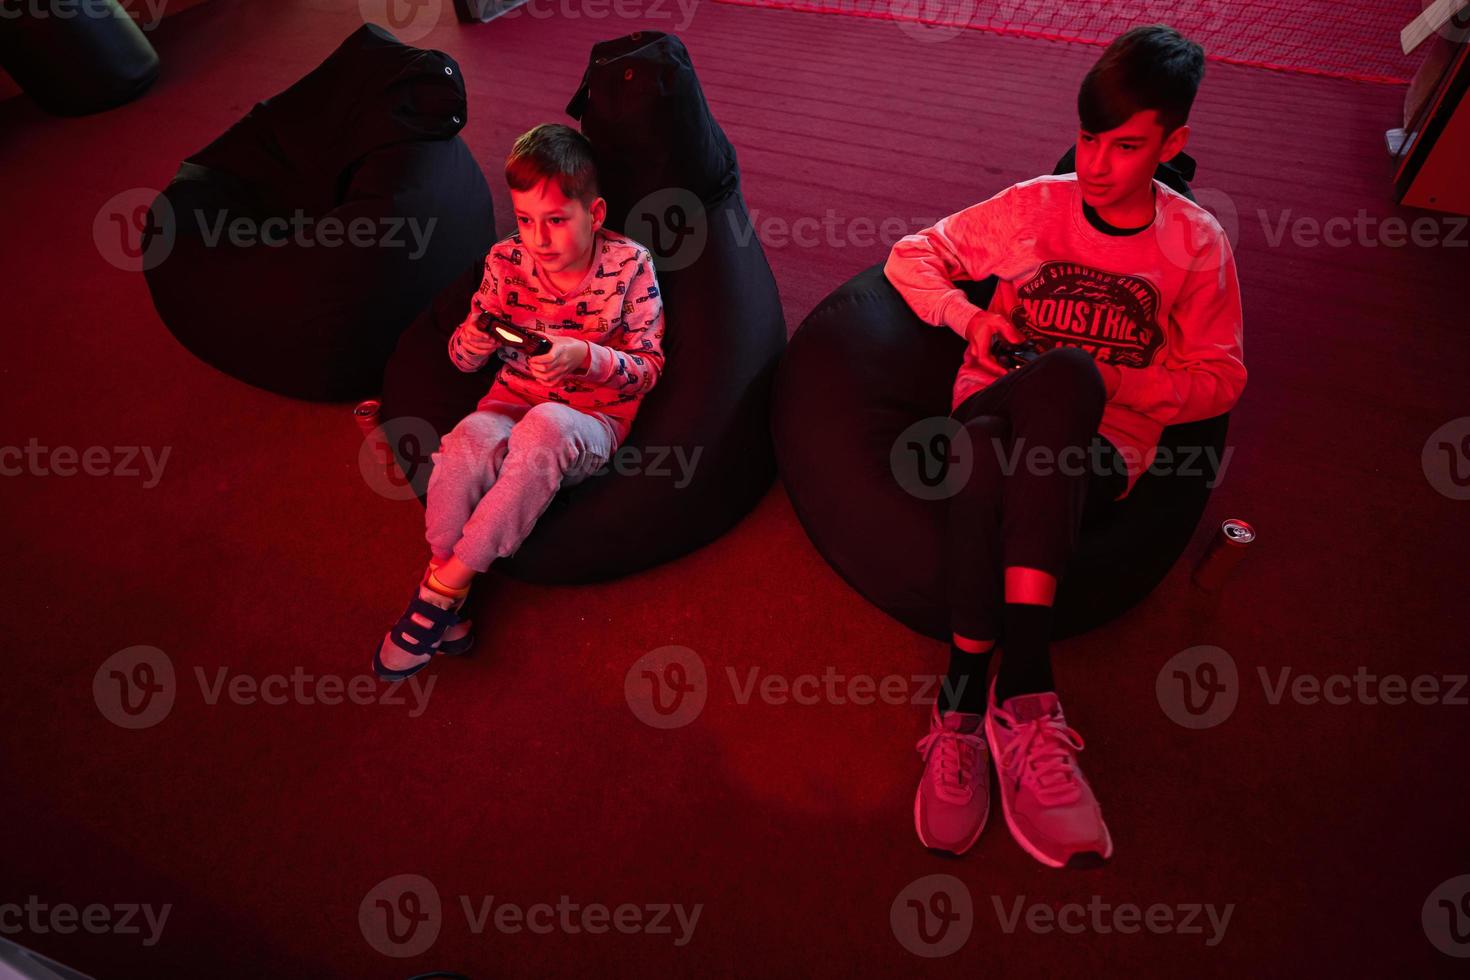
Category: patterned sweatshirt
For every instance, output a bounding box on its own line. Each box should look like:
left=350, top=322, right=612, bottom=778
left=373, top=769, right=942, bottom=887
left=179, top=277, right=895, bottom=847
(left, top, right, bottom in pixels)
left=448, top=228, right=665, bottom=444
left=884, top=173, right=1246, bottom=499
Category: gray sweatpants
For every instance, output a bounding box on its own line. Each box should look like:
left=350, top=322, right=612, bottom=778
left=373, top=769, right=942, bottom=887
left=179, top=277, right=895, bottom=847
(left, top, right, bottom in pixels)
left=425, top=399, right=618, bottom=572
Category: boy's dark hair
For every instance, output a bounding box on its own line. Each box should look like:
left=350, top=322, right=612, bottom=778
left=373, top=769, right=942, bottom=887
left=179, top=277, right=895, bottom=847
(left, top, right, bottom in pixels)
left=505, top=123, right=600, bottom=205
left=1078, top=25, right=1205, bottom=140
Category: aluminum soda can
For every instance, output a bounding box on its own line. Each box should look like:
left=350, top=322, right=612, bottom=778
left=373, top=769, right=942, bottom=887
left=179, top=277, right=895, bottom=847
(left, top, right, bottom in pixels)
left=1192, top=518, right=1255, bottom=593
left=353, top=399, right=381, bottom=438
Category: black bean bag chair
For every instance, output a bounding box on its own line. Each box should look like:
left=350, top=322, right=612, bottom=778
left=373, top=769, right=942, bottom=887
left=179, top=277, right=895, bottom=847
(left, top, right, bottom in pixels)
left=772, top=148, right=1228, bottom=641
left=142, top=24, right=494, bottom=402
left=0, top=0, right=158, bottom=116
left=379, top=30, right=786, bottom=584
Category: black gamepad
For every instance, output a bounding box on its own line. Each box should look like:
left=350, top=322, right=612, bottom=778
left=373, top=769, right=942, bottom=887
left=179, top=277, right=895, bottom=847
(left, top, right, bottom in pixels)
left=477, top=312, right=552, bottom=357
left=989, top=333, right=1042, bottom=370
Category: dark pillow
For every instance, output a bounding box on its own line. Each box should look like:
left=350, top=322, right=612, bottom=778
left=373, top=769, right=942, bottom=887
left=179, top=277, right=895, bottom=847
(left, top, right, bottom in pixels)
left=0, top=0, right=158, bottom=116
left=142, top=25, right=494, bottom=402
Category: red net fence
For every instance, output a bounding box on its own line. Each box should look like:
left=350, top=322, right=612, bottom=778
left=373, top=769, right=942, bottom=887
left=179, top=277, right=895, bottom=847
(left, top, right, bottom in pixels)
left=715, top=0, right=1445, bottom=84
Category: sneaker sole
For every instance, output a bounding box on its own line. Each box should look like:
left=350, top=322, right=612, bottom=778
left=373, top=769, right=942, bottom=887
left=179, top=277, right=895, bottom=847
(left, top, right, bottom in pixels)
left=1064, top=851, right=1109, bottom=870
left=438, top=632, right=476, bottom=656
left=984, top=710, right=1114, bottom=869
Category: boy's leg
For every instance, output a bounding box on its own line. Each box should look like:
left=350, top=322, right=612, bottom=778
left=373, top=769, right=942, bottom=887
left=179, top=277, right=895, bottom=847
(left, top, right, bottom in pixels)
left=946, top=346, right=1124, bottom=684
left=374, top=405, right=524, bottom=673
left=424, top=405, right=525, bottom=566
left=989, top=347, right=1117, bottom=702
left=914, top=405, right=1026, bottom=856
left=450, top=403, right=615, bottom=571
left=943, top=412, right=1010, bottom=715
left=962, top=346, right=1125, bottom=867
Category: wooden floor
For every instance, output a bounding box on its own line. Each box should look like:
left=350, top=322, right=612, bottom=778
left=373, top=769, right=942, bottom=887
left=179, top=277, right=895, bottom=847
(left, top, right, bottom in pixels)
left=713, top=0, right=1430, bottom=82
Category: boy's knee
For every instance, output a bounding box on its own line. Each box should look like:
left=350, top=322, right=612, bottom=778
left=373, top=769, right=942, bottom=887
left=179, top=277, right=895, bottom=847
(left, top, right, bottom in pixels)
left=959, top=415, right=1009, bottom=473
left=1030, top=346, right=1105, bottom=406
left=960, top=414, right=1009, bottom=441
left=508, top=404, right=583, bottom=473
left=436, top=412, right=512, bottom=474
left=512, top=402, right=596, bottom=454
left=455, top=410, right=513, bottom=443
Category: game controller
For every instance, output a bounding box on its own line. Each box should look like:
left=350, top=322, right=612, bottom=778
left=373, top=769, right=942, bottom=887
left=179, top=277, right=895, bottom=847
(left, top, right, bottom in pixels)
left=989, top=333, right=1042, bottom=370
left=477, top=311, right=552, bottom=357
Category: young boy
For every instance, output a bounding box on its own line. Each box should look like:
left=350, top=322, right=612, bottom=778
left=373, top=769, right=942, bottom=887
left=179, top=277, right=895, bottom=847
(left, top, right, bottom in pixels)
left=374, top=123, right=665, bottom=680
left=886, top=26, right=1245, bottom=866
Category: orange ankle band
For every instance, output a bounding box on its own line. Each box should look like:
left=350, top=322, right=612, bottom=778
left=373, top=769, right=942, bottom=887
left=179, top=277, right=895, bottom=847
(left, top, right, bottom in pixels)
left=427, top=570, right=470, bottom=598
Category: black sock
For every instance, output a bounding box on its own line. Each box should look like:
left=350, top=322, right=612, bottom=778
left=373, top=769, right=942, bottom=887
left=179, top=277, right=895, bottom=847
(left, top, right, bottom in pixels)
left=994, top=602, right=1055, bottom=704
left=940, top=643, right=992, bottom=716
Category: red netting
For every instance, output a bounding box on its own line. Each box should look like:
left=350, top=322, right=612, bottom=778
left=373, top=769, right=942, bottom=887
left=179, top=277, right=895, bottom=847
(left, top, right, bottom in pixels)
left=714, top=0, right=1440, bottom=84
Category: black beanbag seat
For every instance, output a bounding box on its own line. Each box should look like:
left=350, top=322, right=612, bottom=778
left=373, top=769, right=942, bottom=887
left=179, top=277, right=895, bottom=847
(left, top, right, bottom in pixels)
left=772, top=148, right=1227, bottom=641
left=142, top=25, right=494, bottom=402
left=0, top=0, right=158, bottom=116
left=379, top=31, right=786, bottom=583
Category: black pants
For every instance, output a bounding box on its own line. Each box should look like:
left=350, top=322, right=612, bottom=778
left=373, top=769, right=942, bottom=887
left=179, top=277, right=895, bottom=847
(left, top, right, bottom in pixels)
left=946, top=347, right=1128, bottom=640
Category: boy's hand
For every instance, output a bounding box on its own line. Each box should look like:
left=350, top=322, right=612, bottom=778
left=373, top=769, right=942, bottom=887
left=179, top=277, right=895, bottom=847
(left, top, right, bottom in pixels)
left=527, top=335, right=589, bottom=385
left=967, top=310, right=1026, bottom=374
left=459, top=320, right=499, bottom=357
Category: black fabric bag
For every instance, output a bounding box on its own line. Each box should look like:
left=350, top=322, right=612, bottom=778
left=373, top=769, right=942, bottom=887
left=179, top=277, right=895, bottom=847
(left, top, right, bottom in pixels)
left=143, top=25, right=494, bottom=402
left=0, top=0, right=158, bottom=116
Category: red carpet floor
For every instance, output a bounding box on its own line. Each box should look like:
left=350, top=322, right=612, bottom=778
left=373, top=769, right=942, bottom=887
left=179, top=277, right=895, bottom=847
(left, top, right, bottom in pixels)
left=2, top=1, right=1468, bottom=976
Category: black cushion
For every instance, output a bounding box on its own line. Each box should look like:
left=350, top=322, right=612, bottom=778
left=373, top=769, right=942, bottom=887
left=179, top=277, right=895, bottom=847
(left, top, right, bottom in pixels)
left=771, top=150, right=1227, bottom=640
left=379, top=31, right=786, bottom=584
left=142, top=25, right=494, bottom=402
left=0, top=0, right=158, bottom=116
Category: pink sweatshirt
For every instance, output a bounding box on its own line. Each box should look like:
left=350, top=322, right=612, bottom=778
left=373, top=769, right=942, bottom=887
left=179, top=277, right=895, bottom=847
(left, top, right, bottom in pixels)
left=448, top=227, right=665, bottom=444
left=884, top=173, right=1246, bottom=499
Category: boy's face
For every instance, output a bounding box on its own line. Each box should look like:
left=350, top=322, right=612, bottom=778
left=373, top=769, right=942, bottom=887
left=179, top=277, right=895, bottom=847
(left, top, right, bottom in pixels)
left=1075, top=109, right=1189, bottom=208
left=511, top=178, right=607, bottom=279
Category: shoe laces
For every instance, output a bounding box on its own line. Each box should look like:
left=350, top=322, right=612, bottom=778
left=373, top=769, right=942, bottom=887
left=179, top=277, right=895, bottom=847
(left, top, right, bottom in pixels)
left=998, top=713, right=1085, bottom=806
left=916, top=726, right=986, bottom=803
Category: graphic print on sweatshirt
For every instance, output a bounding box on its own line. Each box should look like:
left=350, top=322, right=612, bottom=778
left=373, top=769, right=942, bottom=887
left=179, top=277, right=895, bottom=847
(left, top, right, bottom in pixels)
left=449, top=229, right=665, bottom=439
left=881, top=172, right=1247, bottom=500
left=1011, top=261, right=1164, bottom=369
